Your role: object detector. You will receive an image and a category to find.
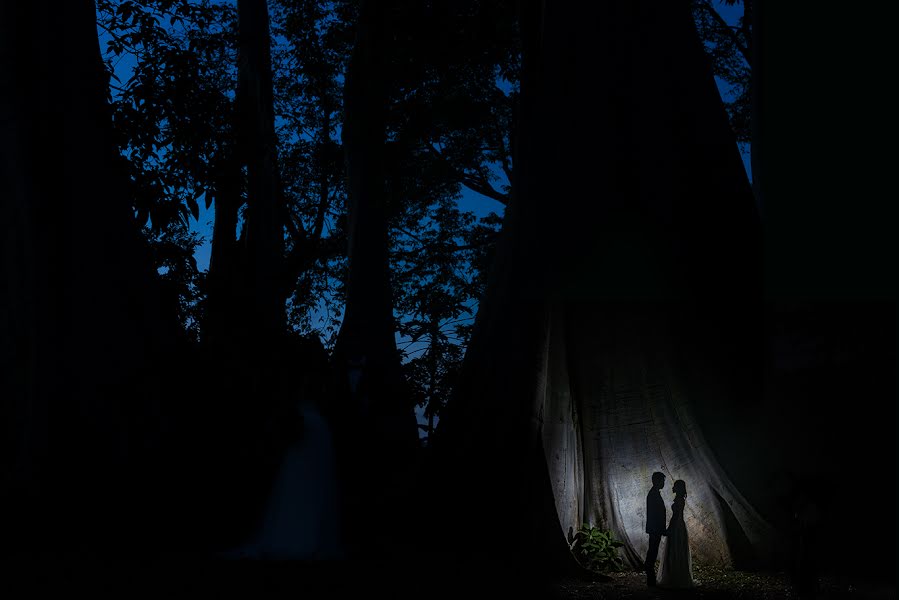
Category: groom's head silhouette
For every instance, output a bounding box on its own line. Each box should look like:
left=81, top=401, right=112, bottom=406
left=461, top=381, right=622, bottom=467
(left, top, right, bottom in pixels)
left=652, top=472, right=665, bottom=490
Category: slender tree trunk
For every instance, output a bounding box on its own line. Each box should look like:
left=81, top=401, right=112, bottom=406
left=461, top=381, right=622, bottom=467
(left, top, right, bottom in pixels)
left=750, top=0, right=763, bottom=214
left=333, top=0, right=416, bottom=444
left=237, top=0, right=284, bottom=341
left=205, top=146, right=243, bottom=347
left=426, top=312, right=439, bottom=441
left=330, top=0, right=419, bottom=559
left=335, top=1, right=406, bottom=411
left=201, top=3, right=285, bottom=520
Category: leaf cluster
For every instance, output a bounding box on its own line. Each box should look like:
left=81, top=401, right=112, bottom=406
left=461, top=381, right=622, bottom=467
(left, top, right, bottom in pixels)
left=569, top=524, right=626, bottom=573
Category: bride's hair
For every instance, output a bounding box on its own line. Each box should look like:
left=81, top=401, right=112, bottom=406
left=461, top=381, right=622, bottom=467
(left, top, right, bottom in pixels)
left=673, top=480, right=687, bottom=497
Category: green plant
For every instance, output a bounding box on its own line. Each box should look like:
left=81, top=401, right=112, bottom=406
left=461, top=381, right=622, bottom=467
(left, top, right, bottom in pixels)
left=569, top=524, right=625, bottom=573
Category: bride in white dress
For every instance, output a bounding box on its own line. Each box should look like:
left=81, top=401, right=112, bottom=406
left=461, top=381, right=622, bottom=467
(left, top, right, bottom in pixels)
left=658, top=479, right=695, bottom=588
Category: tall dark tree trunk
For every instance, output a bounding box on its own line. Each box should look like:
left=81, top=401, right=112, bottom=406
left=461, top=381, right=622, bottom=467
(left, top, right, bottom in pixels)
left=0, top=0, right=173, bottom=552
left=330, top=0, right=419, bottom=558
left=205, top=144, right=244, bottom=348
left=237, top=0, right=284, bottom=342
left=426, top=311, right=439, bottom=442
left=750, top=0, right=763, bottom=213
left=433, top=0, right=780, bottom=578
left=201, top=2, right=336, bottom=548
left=334, top=0, right=413, bottom=430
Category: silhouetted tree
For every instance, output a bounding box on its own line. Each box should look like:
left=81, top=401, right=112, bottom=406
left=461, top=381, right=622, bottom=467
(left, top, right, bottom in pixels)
left=323, top=0, right=419, bottom=559
left=237, top=0, right=283, bottom=341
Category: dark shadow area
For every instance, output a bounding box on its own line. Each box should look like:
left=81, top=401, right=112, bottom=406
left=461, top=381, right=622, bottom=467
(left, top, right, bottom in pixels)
left=0, top=555, right=576, bottom=599
left=663, top=299, right=896, bottom=584
left=761, top=302, right=896, bottom=584
left=710, top=487, right=757, bottom=571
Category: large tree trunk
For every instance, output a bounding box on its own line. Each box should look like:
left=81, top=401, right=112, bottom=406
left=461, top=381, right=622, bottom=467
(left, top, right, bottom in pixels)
left=0, top=0, right=173, bottom=552
left=434, top=0, right=782, bottom=577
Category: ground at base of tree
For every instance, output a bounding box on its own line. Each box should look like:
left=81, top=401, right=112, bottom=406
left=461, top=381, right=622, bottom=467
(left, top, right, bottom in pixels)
left=552, top=565, right=896, bottom=600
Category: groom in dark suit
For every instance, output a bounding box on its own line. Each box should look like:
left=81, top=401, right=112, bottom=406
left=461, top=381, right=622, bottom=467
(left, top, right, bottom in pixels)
left=645, top=471, right=668, bottom=586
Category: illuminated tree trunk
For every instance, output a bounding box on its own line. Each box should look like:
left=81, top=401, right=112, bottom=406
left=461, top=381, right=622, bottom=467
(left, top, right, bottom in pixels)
left=0, top=0, right=171, bottom=550
left=548, top=304, right=782, bottom=568
left=435, top=0, right=782, bottom=574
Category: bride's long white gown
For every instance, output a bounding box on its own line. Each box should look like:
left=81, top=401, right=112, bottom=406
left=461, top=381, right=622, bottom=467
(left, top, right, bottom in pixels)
left=226, top=399, right=342, bottom=560
left=658, top=495, right=694, bottom=588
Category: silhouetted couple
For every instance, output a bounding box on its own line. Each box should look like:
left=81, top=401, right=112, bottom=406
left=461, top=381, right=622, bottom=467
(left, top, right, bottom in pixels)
left=645, top=472, right=694, bottom=588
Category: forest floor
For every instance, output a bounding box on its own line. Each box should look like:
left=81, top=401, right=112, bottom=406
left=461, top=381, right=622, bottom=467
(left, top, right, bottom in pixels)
left=2, top=557, right=894, bottom=599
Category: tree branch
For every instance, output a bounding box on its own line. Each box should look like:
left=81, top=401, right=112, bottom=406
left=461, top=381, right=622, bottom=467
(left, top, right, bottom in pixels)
left=311, top=178, right=330, bottom=244
left=460, top=175, right=508, bottom=205
left=278, top=99, right=339, bottom=301
left=390, top=232, right=499, bottom=260
left=396, top=226, right=428, bottom=247
left=284, top=205, right=306, bottom=244
left=426, top=143, right=509, bottom=206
